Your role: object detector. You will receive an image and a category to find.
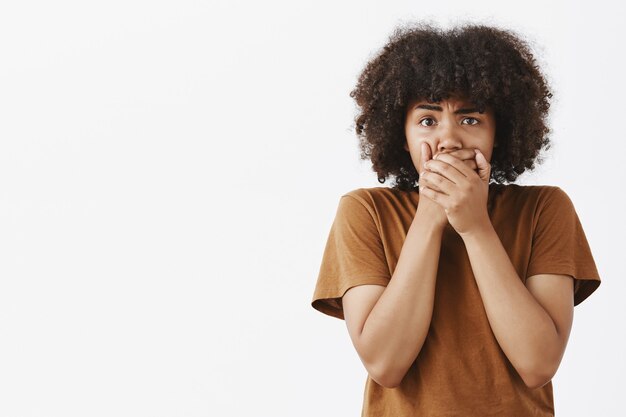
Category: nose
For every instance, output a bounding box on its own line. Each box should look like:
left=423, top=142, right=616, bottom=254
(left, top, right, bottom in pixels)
left=436, top=123, right=463, bottom=154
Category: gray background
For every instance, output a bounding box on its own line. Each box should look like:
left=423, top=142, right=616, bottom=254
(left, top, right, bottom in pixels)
left=0, top=0, right=623, bottom=416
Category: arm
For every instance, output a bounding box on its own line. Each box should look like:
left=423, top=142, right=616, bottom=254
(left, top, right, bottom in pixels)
left=460, top=223, right=574, bottom=389
left=345, top=211, right=443, bottom=389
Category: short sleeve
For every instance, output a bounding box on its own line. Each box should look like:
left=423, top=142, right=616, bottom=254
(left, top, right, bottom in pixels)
left=311, top=193, right=391, bottom=320
left=526, top=186, right=601, bottom=306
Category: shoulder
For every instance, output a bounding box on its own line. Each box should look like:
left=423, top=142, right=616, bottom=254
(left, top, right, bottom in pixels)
left=501, top=183, right=571, bottom=205
left=340, top=186, right=416, bottom=218
left=505, top=185, right=578, bottom=225
left=529, top=185, right=574, bottom=208
left=342, top=186, right=413, bottom=205
left=490, top=184, right=576, bottom=223
left=500, top=183, right=560, bottom=195
left=343, top=186, right=395, bottom=199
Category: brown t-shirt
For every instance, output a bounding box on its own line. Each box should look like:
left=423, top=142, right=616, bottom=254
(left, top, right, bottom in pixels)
left=311, top=183, right=601, bottom=417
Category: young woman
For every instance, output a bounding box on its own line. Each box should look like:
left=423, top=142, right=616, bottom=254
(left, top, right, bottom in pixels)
left=311, top=22, right=601, bottom=416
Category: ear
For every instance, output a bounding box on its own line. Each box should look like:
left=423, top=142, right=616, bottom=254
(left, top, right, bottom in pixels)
left=403, top=142, right=409, bottom=152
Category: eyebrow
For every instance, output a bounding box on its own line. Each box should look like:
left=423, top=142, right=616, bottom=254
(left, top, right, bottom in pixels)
left=414, top=104, right=482, bottom=114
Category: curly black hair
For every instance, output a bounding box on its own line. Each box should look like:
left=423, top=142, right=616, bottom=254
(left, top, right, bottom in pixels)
left=349, top=21, right=554, bottom=191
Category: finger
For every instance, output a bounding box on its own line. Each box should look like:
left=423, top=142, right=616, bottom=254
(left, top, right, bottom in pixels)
left=441, top=151, right=478, bottom=173
left=429, top=153, right=475, bottom=181
left=420, top=144, right=445, bottom=193
left=474, top=149, right=491, bottom=181
left=422, top=152, right=476, bottom=193
left=463, top=159, right=478, bottom=171
left=420, top=170, right=454, bottom=195
left=428, top=151, right=478, bottom=178
left=446, top=148, right=477, bottom=161
left=450, top=149, right=480, bottom=172
left=419, top=184, right=451, bottom=208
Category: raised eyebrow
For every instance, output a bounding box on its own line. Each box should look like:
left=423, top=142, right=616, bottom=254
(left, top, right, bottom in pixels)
left=414, top=104, right=481, bottom=114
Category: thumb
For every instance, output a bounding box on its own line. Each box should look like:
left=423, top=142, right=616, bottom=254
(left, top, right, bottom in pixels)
left=474, top=149, right=490, bottom=181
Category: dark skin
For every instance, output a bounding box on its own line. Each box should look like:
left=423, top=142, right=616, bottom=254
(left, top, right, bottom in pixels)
left=404, top=95, right=496, bottom=234
left=403, top=95, right=574, bottom=389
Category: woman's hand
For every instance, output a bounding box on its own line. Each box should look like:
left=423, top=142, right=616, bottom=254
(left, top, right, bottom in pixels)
left=413, top=144, right=480, bottom=230
left=419, top=148, right=491, bottom=236
left=415, top=143, right=448, bottom=229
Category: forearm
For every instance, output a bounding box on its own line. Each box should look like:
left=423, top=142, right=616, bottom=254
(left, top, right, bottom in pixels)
left=460, top=223, right=560, bottom=386
left=359, top=212, right=443, bottom=388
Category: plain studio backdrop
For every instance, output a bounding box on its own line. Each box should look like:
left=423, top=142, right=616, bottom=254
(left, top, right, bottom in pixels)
left=0, top=0, right=623, bottom=416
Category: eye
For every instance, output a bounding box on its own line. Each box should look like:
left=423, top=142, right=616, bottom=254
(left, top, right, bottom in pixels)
left=419, top=118, right=436, bottom=127
left=462, top=117, right=479, bottom=125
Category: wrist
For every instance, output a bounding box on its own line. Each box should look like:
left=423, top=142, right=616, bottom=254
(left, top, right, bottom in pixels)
left=412, top=210, right=446, bottom=234
left=458, top=217, right=494, bottom=241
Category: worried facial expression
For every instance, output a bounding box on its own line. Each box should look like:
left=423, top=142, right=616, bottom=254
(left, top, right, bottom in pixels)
left=404, top=95, right=496, bottom=173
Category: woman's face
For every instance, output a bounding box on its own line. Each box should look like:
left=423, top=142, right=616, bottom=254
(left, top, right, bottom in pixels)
left=404, top=95, right=496, bottom=174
